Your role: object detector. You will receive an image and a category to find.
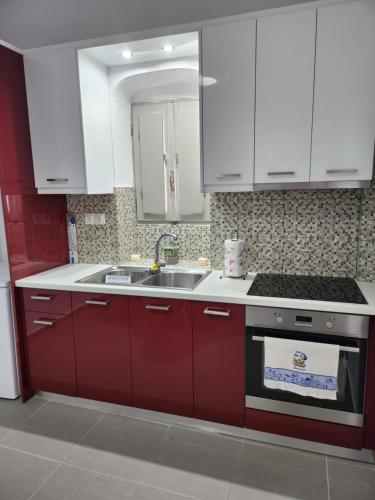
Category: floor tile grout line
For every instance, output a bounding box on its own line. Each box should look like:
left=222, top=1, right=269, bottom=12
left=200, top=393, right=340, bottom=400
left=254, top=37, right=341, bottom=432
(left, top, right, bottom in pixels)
left=326, top=456, right=331, bottom=500
left=226, top=439, right=245, bottom=500
left=0, top=443, right=60, bottom=464
left=61, top=412, right=106, bottom=464
left=27, top=462, right=63, bottom=500
left=0, top=399, right=49, bottom=444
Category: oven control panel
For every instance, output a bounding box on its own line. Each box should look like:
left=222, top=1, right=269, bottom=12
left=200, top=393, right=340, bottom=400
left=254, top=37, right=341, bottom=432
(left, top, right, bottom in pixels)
left=246, top=306, right=369, bottom=339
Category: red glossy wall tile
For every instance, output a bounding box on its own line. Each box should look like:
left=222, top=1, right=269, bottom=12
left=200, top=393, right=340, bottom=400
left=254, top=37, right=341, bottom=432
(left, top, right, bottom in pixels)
left=0, top=44, right=68, bottom=281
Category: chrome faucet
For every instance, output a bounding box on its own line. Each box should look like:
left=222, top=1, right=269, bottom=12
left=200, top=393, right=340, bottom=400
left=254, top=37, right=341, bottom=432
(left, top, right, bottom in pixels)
left=154, top=233, right=178, bottom=267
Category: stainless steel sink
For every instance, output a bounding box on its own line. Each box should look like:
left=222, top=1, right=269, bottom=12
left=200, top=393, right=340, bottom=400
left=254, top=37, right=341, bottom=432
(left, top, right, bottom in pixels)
left=76, top=266, right=210, bottom=290
left=138, top=269, right=210, bottom=290
left=77, top=266, right=151, bottom=285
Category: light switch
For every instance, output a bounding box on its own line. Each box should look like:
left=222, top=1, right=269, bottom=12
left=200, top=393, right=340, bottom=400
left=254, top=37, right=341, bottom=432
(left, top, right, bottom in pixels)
left=84, top=214, right=94, bottom=224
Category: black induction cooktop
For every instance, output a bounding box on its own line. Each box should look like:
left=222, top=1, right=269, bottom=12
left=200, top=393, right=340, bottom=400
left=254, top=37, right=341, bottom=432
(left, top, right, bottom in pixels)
left=247, top=274, right=367, bottom=304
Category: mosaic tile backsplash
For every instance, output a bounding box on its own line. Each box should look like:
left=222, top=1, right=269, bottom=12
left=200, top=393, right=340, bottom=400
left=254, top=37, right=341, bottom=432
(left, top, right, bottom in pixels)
left=67, top=182, right=375, bottom=281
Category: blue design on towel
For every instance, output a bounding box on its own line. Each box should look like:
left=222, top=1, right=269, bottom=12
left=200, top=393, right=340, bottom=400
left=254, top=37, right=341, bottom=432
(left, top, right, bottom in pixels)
left=264, top=367, right=337, bottom=391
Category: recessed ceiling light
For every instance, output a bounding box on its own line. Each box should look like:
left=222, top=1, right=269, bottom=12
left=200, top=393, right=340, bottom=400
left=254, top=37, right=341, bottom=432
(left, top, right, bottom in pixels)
left=162, top=45, right=175, bottom=53
left=121, top=49, right=133, bottom=59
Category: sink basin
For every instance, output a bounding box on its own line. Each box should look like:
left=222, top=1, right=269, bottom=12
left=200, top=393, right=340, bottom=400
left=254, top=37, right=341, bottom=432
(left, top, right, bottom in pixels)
left=77, top=266, right=151, bottom=285
left=138, top=269, right=210, bottom=291
left=76, top=266, right=210, bottom=290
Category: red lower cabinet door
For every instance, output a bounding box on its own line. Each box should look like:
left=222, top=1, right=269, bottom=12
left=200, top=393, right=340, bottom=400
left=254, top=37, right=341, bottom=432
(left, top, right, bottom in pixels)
left=193, top=302, right=245, bottom=427
left=129, top=297, right=193, bottom=417
left=72, top=293, right=132, bottom=405
left=24, top=311, right=77, bottom=396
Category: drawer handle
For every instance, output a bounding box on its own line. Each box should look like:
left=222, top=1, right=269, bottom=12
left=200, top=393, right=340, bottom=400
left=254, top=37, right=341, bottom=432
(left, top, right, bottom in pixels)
left=30, top=295, right=54, bottom=302
left=216, top=173, right=241, bottom=179
left=46, top=178, right=69, bottom=182
left=326, top=169, right=358, bottom=175
left=204, top=307, right=231, bottom=317
left=145, top=304, right=171, bottom=312
left=33, top=319, right=55, bottom=327
left=267, top=171, right=295, bottom=176
left=85, top=300, right=109, bottom=306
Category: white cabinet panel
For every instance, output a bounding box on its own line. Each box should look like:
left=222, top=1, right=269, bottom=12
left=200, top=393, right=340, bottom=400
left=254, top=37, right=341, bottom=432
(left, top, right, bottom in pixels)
left=174, top=101, right=204, bottom=217
left=78, top=53, right=114, bottom=194
left=311, top=1, right=375, bottom=182
left=133, top=103, right=168, bottom=216
left=201, top=20, right=256, bottom=192
left=255, top=10, right=316, bottom=185
left=24, top=47, right=86, bottom=192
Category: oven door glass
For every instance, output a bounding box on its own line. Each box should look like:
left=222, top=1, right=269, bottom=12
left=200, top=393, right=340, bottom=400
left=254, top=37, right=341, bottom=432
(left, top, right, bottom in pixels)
left=246, top=327, right=367, bottom=416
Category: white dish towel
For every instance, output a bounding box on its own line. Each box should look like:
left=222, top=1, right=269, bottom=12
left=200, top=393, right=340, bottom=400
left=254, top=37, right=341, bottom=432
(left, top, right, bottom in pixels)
left=264, top=337, right=340, bottom=400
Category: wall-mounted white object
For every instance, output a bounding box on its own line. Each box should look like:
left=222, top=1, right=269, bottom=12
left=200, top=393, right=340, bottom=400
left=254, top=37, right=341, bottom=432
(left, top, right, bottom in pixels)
left=67, top=216, right=78, bottom=264
left=311, top=0, right=375, bottom=183
left=23, top=48, right=114, bottom=194
left=0, top=266, right=19, bottom=399
left=254, top=9, right=316, bottom=186
left=201, top=19, right=256, bottom=192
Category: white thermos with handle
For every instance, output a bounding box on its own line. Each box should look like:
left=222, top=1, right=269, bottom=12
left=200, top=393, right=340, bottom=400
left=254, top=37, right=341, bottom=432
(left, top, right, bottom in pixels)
left=224, top=230, right=246, bottom=278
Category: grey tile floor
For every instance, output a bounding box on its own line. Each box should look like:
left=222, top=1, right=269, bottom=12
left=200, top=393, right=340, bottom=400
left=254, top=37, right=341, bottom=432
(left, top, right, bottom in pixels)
left=0, top=397, right=374, bottom=500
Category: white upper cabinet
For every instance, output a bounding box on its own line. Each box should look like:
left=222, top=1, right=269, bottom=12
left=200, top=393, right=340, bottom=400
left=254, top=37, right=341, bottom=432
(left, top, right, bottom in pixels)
left=311, top=0, right=375, bottom=183
left=201, top=20, right=256, bottom=192
left=254, top=10, right=316, bottom=185
left=24, top=47, right=114, bottom=194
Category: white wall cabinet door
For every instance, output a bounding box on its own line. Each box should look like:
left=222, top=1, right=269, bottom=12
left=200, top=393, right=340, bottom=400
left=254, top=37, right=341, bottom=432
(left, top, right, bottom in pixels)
left=201, top=20, right=256, bottom=192
left=174, top=101, right=206, bottom=220
left=132, top=103, right=169, bottom=218
left=255, top=10, right=316, bottom=185
left=24, top=47, right=114, bottom=194
left=24, top=47, right=86, bottom=193
left=311, top=1, right=375, bottom=183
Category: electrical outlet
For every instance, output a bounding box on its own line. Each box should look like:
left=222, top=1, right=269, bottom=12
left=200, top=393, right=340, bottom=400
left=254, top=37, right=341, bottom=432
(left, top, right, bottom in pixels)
left=94, top=213, right=106, bottom=225
left=85, top=213, right=106, bottom=225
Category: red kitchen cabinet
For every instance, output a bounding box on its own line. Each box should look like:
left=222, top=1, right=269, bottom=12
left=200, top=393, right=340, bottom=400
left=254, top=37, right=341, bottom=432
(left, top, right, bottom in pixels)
left=129, top=296, right=193, bottom=417
left=22, top=288, right=72, bottom=315
left=72, top=293, right=132, bottom=405
left=193, top=302, right=245, bottom=427
left=24, top=310, right=76, bottom=396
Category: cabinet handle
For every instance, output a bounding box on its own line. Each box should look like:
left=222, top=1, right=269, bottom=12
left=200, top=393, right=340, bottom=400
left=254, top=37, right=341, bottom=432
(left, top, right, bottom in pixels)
left=33, top=319, right=55, bottom=327
left=46, top=178, right=69, bottom=182
left=85, top=300, right=109, bottom=306
left=326, top=169, right=358, bottom=175
left=145, top=304, right=171, bottom=312
left=267, top=171, right=295, bottom=176
left=30, top=295, right=53, bottom=302
left=216, top=173, right=241, bottom=179
left=204, top=307, right=231, bottom=317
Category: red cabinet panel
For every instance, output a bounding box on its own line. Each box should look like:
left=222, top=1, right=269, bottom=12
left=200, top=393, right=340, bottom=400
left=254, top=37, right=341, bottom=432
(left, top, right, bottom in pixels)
left=245, top=408, right=363, bottom=449
left=23, top=288, right=72, bottom=315
left=24, top=311, right=76, bottom=396
left=129, top=297, right=193, bottom=417
left=193, top=302, right=245, bottom=427
left=363, top=317, right=375, bottom=450
left=72, top=293, right=132, bottom=405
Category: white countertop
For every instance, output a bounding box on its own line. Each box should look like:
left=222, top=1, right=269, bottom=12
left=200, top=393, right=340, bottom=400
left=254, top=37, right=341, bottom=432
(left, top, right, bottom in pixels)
left=14, top=263, right=375, bottom=316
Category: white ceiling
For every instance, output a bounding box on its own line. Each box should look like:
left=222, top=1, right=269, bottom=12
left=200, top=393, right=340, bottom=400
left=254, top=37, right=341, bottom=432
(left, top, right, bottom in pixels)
left=84, top=32, right=198, bottom=67
left=0, top=0, right=319, bottom=49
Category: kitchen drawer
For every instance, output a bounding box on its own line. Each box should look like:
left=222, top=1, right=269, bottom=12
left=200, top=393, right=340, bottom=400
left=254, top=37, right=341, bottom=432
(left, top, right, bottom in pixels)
left=22, top=288, right=72, bottom=314
left=24, top=311, right=77, bottom=396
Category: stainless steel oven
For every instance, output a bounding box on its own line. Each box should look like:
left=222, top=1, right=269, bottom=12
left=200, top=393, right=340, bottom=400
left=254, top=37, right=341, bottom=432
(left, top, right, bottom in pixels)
left=245, top=306, right=369, bottom=427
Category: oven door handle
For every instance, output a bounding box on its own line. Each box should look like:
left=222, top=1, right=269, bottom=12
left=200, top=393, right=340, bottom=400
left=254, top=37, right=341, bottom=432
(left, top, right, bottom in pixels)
left=251, top=336, right=360, bottom=353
